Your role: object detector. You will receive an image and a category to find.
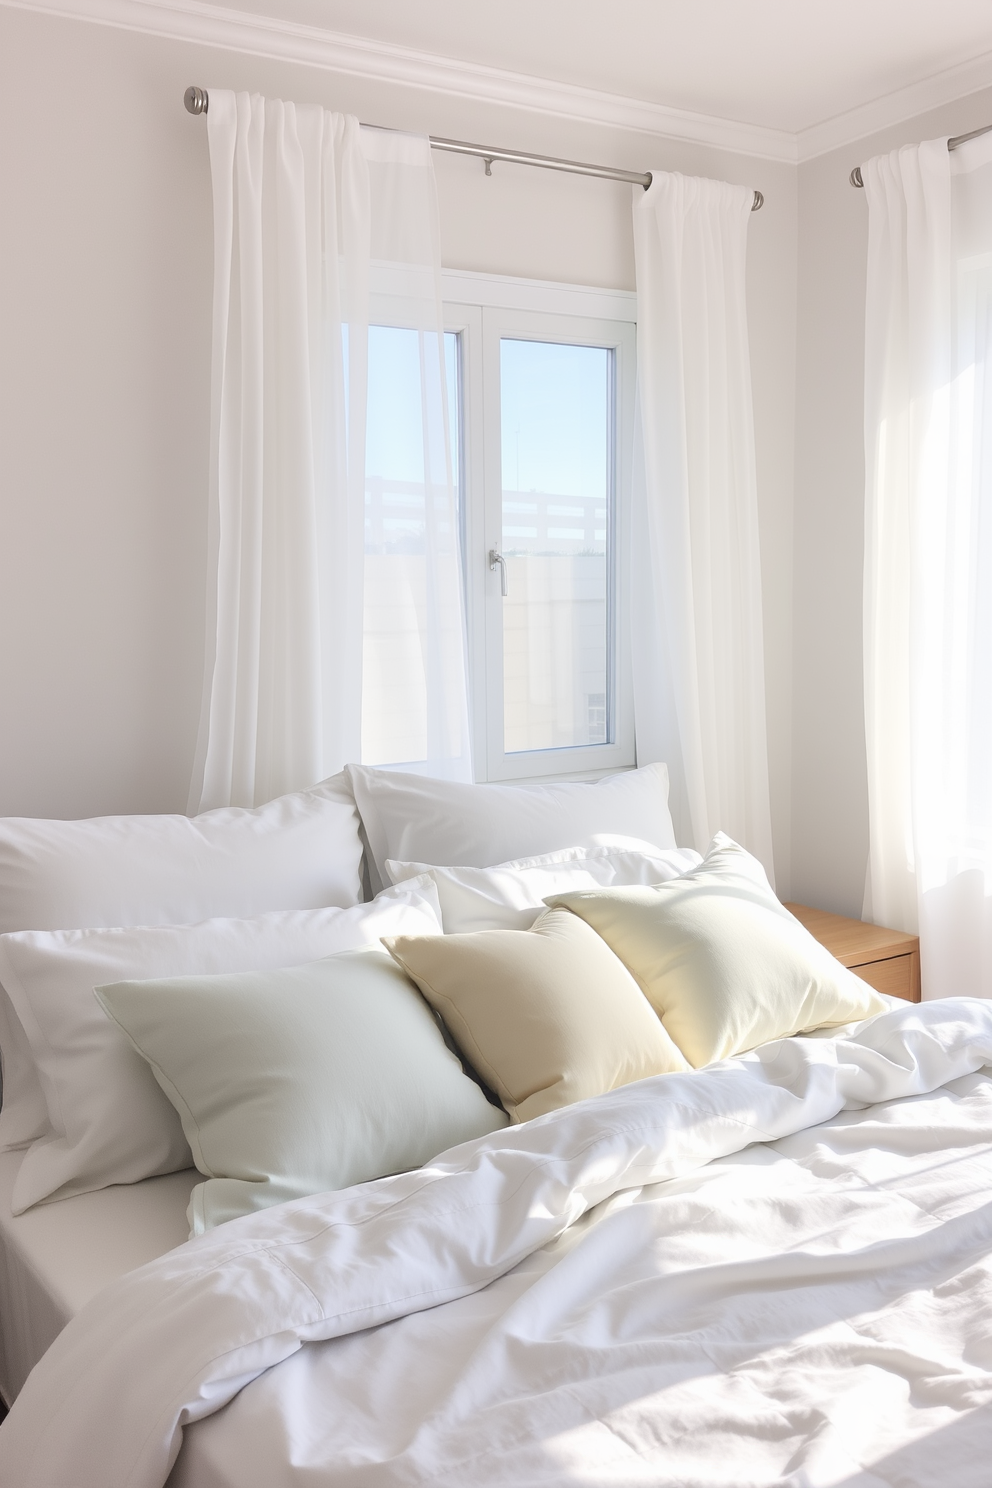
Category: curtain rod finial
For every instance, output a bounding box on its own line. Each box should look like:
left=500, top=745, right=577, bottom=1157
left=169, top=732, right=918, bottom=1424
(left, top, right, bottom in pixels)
left=850, top=165, right=864, bottom=188
left=185, top=86, right=208, bottom=116
left=751, top=189, right=763, bottom=211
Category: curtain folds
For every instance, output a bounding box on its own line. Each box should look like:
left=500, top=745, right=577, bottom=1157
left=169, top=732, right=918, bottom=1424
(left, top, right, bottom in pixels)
left=863, top=132, right=992, bottom=998
left=189, top=92, right=470, bottom=813
left=359, top=130, right=471, bottom=780
left=631, top=172, right=774, bottom=880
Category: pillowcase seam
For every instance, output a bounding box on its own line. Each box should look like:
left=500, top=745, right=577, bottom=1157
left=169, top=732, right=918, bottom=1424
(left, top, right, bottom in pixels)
left=92, top=989, right=213, bottom=1177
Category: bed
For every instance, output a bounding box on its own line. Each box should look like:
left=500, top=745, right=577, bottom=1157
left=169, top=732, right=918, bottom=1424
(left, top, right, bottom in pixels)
left=0, top=764, right=990, bottom=1488
left=0, top=1152, right=197, bottom=1404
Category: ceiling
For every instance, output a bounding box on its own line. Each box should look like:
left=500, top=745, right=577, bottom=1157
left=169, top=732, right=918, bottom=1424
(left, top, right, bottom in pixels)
left=218, top=0, right=992, bottom=137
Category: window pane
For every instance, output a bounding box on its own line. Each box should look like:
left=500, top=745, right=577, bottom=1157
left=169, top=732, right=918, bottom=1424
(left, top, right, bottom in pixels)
left=500, top=338, right=612, bottom=754
left=362, top=327, right=460, bottom=766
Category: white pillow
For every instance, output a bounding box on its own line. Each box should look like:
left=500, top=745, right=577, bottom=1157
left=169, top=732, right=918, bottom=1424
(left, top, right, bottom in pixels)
left=347, top=762, right=678, bottom=894
left=0, top=773, right=363, bottom=934
left=0, top=879, right=443, bottom=1214
left=387, top=845, right=703, bottom=933
left=0, top=773, right=364, bottom=1153
left=0, top=998, right=48, bottom=1152
left=97, top=947, right=509, bottom=1234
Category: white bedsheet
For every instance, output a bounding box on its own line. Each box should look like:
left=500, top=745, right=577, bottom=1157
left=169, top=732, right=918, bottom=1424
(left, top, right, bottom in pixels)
left=0, top=1151, right=196, bottom=1403
left=3, top=999, right=992, bottom=1487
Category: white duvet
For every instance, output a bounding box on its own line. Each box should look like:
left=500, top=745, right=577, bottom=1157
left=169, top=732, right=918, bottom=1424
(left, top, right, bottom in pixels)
left=4, top=1000, right=992, bottom=1487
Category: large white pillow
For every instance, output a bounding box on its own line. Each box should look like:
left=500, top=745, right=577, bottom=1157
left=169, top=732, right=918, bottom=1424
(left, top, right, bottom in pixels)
left=0, top=1001, right=48, bottom=1152
left=0, top=773, right=363, bottom=934
left=97, top=946, right=509, bottom=1234
left=387, top=844, right=702, bottom=933
left=347, top=762, right=678, bottom=894
left=0, top=773, right=365, bottom=1153
left=0, top=879, right=443, bottom=1214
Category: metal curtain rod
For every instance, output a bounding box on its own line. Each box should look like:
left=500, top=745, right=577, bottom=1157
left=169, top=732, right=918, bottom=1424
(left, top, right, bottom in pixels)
left=183, top=87, right=764, bottom=210
left=849, top=122, right=992, bottom=188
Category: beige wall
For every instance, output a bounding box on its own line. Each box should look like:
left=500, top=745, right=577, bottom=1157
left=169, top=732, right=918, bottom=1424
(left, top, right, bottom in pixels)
left=790, top=84, right=992, bottom=916
left=0, top=7, right=796, bottom=884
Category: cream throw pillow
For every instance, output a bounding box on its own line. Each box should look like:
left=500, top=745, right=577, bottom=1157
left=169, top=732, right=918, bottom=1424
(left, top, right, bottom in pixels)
left=96, top=945, right=507, bottom=1234
left=383, top=907, right=688, bottom=1123
left=546, top=833, right=886, bottom=1067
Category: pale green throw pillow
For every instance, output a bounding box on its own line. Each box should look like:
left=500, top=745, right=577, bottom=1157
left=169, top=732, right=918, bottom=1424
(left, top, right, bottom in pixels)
left=546, top=833, right=886, bottom=1068
left=95, top=946, right=508, bottom=1233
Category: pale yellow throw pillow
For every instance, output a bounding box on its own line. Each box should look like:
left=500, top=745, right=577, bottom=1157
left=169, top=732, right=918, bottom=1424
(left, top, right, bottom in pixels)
left=546, top=833, right=886, bottom=1068
left=383, top=907, right=688, bottom=1122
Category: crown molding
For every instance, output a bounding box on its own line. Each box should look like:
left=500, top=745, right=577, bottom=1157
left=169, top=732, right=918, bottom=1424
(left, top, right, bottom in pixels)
left=796, top=47, right=992, bottom=162
left=6, top=0, right=992, bottom=169
left=1, top=0, right=798, bottom=163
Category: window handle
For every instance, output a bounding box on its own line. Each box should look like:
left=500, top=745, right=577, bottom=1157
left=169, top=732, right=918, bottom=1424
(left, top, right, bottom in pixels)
left=489, top=548, right=508, bottom=597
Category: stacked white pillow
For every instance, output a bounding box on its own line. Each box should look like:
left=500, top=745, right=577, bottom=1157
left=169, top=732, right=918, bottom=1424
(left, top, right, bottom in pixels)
left=1, top=881, right=444, bottom=1213
left=0, top=759, right=716, bottom=1224
left=347, top=761, right=679, bottom=893
left=388, top=844, right=702, bottom=933
left=0, top=774, right=364, bottom=1156
left=0, top=774, right=363, bottom=934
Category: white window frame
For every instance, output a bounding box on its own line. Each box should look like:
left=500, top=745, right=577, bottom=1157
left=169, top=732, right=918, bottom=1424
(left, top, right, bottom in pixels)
left=369, top=266, right=638, bottom=784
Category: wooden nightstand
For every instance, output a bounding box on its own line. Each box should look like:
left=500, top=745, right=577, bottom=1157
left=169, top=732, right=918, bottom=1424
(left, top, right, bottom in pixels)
left=784, top=903, right=921, bottom=1003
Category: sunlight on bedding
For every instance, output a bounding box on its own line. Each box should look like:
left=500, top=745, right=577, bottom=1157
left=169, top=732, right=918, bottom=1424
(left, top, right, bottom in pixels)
left=42, top=1007, right=972, bottom=1488
left=168, top=1065, right=992, bottom=1487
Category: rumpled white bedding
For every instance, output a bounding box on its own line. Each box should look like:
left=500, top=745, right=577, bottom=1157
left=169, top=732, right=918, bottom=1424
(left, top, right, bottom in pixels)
left=4, top=1000, right=992, bottom=1488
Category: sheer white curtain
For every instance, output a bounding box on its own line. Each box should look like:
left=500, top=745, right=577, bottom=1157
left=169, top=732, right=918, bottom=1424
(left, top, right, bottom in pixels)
left=863, top=132, right=992, bottom=998
left=189, top=92, right=470, bottom=813
left=359, top=131, right=470, bottom=780
left=631, top=172, right=774, bottom=878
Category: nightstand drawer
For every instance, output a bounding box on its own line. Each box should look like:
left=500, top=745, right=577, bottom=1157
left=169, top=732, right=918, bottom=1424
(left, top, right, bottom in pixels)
left=784, top=902, right=921, bottom=1003
left=851, top=954, right=916, bottom=1002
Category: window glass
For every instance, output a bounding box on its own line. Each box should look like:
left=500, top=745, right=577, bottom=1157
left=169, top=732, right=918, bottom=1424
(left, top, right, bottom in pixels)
left=362, top=327, right=460, bottom=765
left=499, top=338, right=613, bottom=754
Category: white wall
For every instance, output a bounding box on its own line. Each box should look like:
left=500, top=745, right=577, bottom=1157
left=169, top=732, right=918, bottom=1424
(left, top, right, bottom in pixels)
left=0, top=6, right=797, bottom=889
left=791, top=83, right=992, bottom=916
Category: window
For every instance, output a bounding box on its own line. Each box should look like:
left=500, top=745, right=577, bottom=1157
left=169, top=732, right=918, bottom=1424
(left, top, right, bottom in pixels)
left=368, top=270, right=636, bottom=783
left=495, top=333, right=614, bottom=758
